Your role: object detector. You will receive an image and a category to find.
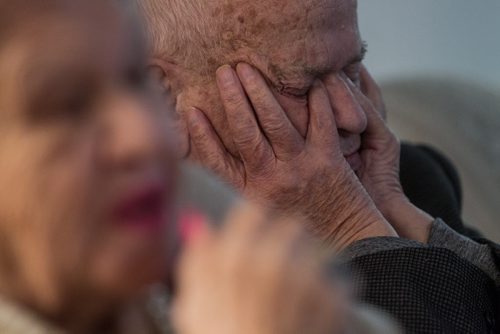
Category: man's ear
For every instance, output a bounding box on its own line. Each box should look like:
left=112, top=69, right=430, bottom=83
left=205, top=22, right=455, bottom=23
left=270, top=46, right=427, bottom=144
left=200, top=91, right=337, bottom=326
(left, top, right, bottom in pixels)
left=148, top=58, right=181, bottom=104
left=148, top=58, right=190, bottom=158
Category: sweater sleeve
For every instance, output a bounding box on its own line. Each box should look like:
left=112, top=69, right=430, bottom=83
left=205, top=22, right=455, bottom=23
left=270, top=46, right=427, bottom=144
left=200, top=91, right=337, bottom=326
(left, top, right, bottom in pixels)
left=340, top=236, right=425, bottom=261
left=427, top=218, right=500, bottom=285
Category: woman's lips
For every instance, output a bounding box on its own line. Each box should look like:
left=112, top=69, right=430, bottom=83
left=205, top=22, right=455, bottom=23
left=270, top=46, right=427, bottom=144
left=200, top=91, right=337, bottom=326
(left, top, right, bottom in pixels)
left=111, top=181, right=170, bottom=231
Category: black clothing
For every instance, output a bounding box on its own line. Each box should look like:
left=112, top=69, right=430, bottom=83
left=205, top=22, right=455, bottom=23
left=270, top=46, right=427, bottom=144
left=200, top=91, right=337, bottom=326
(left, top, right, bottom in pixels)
left=399, top=143, right=483, bottom=237
left=348, top=247, right=497, bottom=333
left=345, top=143, right=499, bottom=333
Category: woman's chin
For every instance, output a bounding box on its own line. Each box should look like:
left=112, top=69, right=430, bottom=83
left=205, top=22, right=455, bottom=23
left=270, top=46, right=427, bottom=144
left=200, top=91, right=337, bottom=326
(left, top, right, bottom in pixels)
left=89, top=238, right=171, bottom=300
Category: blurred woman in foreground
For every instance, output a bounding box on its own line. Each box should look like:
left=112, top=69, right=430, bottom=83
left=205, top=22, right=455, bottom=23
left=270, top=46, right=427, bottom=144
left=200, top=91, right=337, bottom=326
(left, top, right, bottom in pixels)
left=0, top=1, right=399, bottom=333
left=0, top=1, right=177, bottom=332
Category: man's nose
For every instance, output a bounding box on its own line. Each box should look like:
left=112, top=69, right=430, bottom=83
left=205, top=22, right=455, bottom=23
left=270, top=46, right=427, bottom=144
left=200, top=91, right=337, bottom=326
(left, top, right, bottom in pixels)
left=98, top=94, right=172, bottom=170
left=323, top=74, right=367, bottom=136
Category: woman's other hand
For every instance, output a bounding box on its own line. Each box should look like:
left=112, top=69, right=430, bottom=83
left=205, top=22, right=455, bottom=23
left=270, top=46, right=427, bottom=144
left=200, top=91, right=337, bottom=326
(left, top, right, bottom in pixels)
left=173, top=204, right=349, bottom=334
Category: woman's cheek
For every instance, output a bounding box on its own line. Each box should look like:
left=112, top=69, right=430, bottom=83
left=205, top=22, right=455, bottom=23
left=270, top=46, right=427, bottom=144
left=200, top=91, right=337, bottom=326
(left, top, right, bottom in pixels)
left=40, top=127, right=101, bottom=232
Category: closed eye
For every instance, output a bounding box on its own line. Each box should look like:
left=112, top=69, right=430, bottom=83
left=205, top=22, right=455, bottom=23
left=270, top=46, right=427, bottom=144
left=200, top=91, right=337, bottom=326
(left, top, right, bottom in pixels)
left=280, top=86, right=310, bottom=100
left=343, top=62, right=361, bottom=85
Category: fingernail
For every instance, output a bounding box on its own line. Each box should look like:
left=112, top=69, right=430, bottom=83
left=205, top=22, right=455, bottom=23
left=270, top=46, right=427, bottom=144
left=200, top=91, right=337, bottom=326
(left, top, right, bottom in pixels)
left=236, top=63, right=254, bottom=81
left=216, top=65, right=236, bottom=86
left=186, top=107, right=199, bottom=126
left=188, top=106, right=200, bottom=117
left=179, top=209, right=208, bottom=244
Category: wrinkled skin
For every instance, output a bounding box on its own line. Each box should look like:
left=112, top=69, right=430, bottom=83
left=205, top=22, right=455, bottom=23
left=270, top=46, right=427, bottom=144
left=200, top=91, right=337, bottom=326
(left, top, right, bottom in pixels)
left=172, top=0, right=367, bottom=162
left=152, top=0, right=398, bottom=248
left=357, top=67, right=434, bottom=243
left=187, top=64, right=396, bottom=249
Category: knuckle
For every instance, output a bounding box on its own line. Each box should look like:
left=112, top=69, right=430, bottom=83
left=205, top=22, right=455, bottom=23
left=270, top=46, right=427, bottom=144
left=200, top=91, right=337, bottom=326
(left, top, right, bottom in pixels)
left=190, top=124, right=207, bottom=142
left=234, top=129, right=262, bottom=148
left=223, top=87, right=246, bottom=108
left=264, top=116, right=287, bottom=135
left=250, top=93, right=268, bottom=109
left=244, top=73, right=261, bottom=91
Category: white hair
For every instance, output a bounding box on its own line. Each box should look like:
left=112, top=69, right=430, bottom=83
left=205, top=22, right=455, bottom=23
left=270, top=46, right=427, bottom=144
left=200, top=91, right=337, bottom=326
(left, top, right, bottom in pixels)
left=135, top=0, right=319, bottom=78
left=136, top=0, right=222, bottom=74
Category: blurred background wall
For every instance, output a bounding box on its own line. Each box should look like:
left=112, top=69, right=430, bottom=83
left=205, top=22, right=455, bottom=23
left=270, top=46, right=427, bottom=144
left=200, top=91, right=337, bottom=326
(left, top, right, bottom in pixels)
left=359, top=0, right=500, bottom=89
left=358, top=0, right=500, bottom=241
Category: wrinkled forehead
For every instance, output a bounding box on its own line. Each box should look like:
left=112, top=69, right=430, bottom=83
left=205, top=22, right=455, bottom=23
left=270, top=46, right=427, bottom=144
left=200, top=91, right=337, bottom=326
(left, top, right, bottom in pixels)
left=269, top=0, right=361, bottom=83
left=222, top=0, right=360, bottom=85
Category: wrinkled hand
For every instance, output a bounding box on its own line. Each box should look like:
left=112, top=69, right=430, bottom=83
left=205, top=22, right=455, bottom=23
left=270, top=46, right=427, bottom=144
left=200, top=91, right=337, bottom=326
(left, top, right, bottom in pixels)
left=360, top=66, right=387, bottom=121
left=173, top=204, right=349, bottom=334
left=343, top=67, right=405, bottom=211
left=186, top=63, right=395, bottom=249
left=355, top=66, right=433, bottom=242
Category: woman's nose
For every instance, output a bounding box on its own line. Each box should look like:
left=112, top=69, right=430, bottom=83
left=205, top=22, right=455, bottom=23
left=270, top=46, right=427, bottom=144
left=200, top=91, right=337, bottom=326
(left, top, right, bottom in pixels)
left=323, top=73, right=368, bottom=136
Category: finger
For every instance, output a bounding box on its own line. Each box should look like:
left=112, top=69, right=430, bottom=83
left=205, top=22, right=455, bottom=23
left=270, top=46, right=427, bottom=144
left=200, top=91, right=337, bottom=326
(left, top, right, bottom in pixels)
left=359, top=65, right=387, bottom=120
left=306, top=80, right=340, bottom=154
left=179, top=209, right=211, bottom=244
left=258, top=216, right=306, bottom=263
left=216, top=65, right=274, bottom=171
left=236, top=63, right=304, bottom=160
left=323, top=73, right=367, bottom=136
left=221, top=202, right=268, bottom=248
left=216, top=202, right=273, bottom=283
left=186, top=107, right=241, bottom=184
left=173, top=221, right=216, bottom=330
left=176, top=215, right=215, bottom=286
left=244, top=220, right=309, bottom=322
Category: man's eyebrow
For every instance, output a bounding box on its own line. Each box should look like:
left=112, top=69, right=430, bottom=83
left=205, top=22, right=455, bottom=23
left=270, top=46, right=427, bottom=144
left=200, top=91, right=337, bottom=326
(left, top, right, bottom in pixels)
left=303, top=41, right=368, bottom=79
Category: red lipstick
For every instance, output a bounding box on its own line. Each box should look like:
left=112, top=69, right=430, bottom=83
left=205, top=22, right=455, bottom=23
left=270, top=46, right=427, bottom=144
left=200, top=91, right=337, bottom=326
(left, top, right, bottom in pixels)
left=112, top=181, right=170, bottom=231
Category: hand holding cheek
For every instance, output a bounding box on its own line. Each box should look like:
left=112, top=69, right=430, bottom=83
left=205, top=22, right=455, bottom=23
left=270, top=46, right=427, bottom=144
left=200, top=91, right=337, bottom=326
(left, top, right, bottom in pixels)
left=342, top=71, right=404, bottom=210
left=351, top=67, right=433, bottom=242
left=186, top=63, right=396, bottom=249
left=359, top=66, right=387, bottom=120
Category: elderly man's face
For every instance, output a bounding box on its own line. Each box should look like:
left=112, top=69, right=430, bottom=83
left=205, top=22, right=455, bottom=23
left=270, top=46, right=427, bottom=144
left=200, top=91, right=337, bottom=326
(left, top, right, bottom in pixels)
left=174, top=0, right=366, bottom=171
left=254, top=0, right=366, bottom=170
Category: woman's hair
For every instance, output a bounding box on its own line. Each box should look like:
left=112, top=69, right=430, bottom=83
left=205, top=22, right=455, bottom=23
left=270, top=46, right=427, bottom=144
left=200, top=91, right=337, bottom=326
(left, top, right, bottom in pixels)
left=0, top=1, right=58, bottom=50
left=0, top=2, right=20, bottom=47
